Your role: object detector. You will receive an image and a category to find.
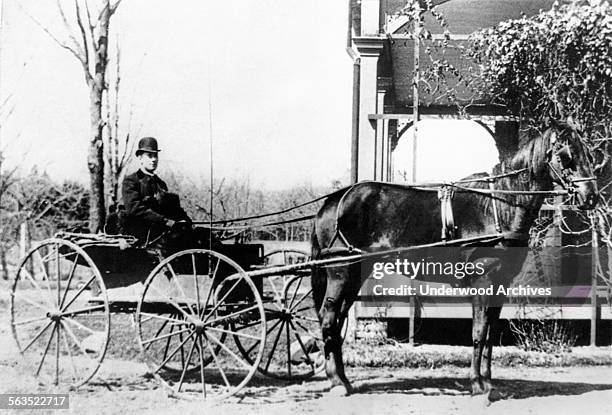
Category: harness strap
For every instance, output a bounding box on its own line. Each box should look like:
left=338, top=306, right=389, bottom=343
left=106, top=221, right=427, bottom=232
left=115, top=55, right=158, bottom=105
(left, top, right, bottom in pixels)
left=502, top=231, right=530, bottom=241
left=437, top=185, right=455, bottom=241
left=326, top=227, right=362, bottom=254
left=325, top=178, right=533, bottom=256
left=547, top=161, right=573, bottom=191
left=326, top=183, right=362, bottom=253
left=488, top=180, right=503, bottom=233
left=319, top=246, right=364, bottom=257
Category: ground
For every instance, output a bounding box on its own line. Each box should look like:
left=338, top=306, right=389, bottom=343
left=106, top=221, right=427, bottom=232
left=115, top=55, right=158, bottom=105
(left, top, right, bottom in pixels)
left=1, top=240, right=611, bottom=415
left=1, top=314, right=611, bottom=415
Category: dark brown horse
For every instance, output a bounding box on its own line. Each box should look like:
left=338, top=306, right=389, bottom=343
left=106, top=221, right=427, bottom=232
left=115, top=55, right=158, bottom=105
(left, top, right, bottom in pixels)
left=311, top=122, right=597, bottom=397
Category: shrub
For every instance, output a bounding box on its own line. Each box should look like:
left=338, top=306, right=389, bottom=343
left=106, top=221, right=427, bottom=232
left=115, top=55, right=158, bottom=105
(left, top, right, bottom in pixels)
left=510, top=320, right=578, bottom=353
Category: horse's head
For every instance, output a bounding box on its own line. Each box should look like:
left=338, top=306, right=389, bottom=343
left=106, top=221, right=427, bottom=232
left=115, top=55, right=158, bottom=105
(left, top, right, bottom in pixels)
left=545, top=121, right=598, bottom=209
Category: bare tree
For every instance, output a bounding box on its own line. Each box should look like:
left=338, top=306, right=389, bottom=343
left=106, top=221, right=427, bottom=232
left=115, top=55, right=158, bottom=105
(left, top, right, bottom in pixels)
left=105, top=36, right=137, bottom=206
left=21, top=0, right=123, bottom=231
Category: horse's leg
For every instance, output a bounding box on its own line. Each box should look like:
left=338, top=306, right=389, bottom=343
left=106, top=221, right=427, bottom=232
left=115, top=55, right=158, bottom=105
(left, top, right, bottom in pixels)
left=311, top=265, right=326, bottom=317
left=481, top=306, right=502, bottom=392
left=319, top=265, right=352, bottom=396
left=470, top=296, right=488, bottom=395
left=334, top=263, right=361, bottom=377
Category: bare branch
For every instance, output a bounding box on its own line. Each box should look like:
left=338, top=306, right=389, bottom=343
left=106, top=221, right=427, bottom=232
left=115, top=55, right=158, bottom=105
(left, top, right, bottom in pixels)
left=0, top=102, right=16, bottom=123
left=73, top=0, right=91, bottom=68
left=17, top=2, right=91, bottom=83
left=96, top=0, right=109, bottom=23
left=118, top=134, right=134, bottom=171
left=0, top=167, right=19, bottom=196
left=82, top=0, right=98, bottom=54
left=0, top=91, right=14, bottom=113
left=110, top=0, right=123, bottom=16
left=55, top=0, right=86, bottom=58
left=83, top=0, right=96, bottom=33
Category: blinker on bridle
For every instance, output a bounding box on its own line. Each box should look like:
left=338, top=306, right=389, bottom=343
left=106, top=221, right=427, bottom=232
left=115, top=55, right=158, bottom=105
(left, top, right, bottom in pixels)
left=546, top=130, right=596, bottom=192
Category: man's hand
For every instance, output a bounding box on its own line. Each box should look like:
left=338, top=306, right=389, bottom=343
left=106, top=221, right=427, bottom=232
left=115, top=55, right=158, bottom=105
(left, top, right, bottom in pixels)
left=166, top=219, right=188, bottom=229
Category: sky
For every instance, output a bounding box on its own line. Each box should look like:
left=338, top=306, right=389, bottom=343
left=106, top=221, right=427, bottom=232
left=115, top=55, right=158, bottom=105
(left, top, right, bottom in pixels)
left=0, top=0, right=498, bottom=190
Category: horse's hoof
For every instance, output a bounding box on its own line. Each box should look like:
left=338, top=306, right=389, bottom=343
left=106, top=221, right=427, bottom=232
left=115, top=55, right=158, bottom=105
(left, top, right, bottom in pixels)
left=329, top=385, right=351, bottom=397
left=471, top=392, right=492, bottom=407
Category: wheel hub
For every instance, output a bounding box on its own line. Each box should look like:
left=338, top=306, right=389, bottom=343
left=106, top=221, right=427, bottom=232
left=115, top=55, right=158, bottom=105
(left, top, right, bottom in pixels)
left=189, top=320, right=206, bottom=334
left=46, top=310, right=62, bottom=321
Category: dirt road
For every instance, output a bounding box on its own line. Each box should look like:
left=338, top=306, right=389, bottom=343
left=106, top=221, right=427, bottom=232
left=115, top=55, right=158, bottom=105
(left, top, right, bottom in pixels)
left=1, top=329, right=611, bottom=415
left=1, top=285, right=611, bottom=415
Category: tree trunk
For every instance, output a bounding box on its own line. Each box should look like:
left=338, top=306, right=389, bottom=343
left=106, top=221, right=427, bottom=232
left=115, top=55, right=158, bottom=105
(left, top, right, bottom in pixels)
left=87, top=3, right=112, bottom=232
left=108, top=38, right=121, bottom=206
left=88, top=83, right=106, bottom=232
left=0, top=247, right=8, bottom=280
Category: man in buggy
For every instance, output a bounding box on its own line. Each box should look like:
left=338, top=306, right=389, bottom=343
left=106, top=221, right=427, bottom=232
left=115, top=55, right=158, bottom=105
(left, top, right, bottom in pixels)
left=118, top=137, right=214, bottom=255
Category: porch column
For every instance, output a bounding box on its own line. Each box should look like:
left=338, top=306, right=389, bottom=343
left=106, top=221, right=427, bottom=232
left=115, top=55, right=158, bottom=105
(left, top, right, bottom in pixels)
left=376, top=78, right=392, bottom=181
left=354, top=38, right=384, bottom=181
left=381, top=119, right=390, bottom=181
left=374, top=90, right=385, bottom=180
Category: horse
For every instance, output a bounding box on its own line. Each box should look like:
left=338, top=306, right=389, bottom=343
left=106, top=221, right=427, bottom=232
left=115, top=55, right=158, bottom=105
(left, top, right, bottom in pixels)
left=310, top=121, right=598, bottom=397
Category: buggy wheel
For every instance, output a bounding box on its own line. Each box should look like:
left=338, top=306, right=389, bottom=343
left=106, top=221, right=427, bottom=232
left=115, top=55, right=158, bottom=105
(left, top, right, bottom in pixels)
left=136, top=249, right=266, bottom=402
left=139, top=312, right=227, bottom=376
left=10, top=238, right=110, bottom=388
left=234, top=257, right=323, bottom=380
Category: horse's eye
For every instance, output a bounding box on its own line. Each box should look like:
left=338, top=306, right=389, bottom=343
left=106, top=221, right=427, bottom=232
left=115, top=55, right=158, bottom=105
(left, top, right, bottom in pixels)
left=556, top=145, right=573, bottom=167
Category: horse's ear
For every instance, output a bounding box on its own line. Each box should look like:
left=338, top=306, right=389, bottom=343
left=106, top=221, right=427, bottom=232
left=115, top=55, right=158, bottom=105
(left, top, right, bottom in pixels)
left=546, top=129, right=557, bottom=160
left=549, top=129, right=558, bottom=145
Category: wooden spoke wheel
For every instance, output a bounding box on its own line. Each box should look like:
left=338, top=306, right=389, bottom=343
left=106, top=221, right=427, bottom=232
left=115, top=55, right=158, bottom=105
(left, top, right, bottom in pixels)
left=259, top=249, right=310, bottom=308
left=234, top=248, right=323, bottom=380
left=137, top=311, right=226, bottom=376
left=136, top=249, right=266, bottom=402
left=10, top=238, right=110, bottom=388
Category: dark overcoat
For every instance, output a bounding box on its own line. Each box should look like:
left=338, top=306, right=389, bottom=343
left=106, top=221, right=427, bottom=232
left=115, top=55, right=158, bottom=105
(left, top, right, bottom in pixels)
left=120, top=169, right=190, bottom=242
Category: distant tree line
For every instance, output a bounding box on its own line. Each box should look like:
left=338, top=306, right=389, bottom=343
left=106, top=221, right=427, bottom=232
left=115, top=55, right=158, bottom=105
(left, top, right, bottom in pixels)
left=0, top=167, right=89, bottom=279
left=0, top=163, right=343, bottom=279
left=164, top=173, right=344, bottom=243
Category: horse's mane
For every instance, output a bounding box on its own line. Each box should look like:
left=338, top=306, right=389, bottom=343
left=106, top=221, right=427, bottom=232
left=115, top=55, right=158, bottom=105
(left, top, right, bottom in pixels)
left=509, top=127, right=553, bottom=176
left=459, top=126, right=557, bottom=230
left=457, top=125, right=555, bottom=186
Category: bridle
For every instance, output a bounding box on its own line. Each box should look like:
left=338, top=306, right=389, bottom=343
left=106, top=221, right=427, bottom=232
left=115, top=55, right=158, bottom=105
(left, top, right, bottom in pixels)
left=546, top=129, right=597, bottom=193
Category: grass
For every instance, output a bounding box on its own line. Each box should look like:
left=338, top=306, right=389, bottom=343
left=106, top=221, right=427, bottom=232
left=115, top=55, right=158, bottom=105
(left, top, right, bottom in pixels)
left=102, top=318, right=612, bottom=369
left=2, top=271, right=610, bottom=371
left=343, top=342, right=612, bottom=368
left=2, top=303, right=610, bottom=370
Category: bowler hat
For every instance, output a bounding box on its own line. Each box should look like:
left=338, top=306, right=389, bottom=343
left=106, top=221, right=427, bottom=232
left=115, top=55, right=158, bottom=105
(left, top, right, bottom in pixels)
left=135, top=137, right=161, bottom=155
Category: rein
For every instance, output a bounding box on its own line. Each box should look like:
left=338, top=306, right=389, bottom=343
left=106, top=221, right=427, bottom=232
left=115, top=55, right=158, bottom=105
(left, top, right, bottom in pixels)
left=547, top=160, right=597, bottom=189
left=193, top=214, right=316, bottom=231
left=190, top=143, right=594, bottom=239
left=191, top=167, right=565, bottom=230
